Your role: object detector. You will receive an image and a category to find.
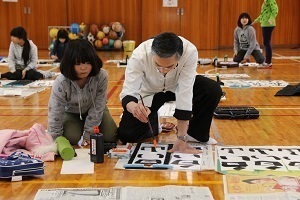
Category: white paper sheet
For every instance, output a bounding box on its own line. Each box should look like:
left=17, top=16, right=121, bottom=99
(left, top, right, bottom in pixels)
left=60, top=148, right=94, bottom=174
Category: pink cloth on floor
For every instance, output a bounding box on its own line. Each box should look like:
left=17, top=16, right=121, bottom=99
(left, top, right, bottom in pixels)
left=0, top=123, right=56, bottom=161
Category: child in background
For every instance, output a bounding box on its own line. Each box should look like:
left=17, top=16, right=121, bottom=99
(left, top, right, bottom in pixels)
left=233, top=13, right=265, bottom=64
left=0, top=26, right=52, bottom=80
left=253, top=0, right=278, bottom=68
left=50, top=29, right=69, bottom=62
left=47, top=39, right=117, bottom=146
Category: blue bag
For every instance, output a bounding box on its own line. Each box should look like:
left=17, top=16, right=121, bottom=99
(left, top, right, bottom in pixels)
left=0, top=152, right=44, bottom=178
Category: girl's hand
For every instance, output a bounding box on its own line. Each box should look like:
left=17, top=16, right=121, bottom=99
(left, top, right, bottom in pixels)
left=268, top=19, right=275, bottom=25
left=81, top=139, right=90, bottom=147
left=22, top=69, right=27, bottom=79
left=51, top=55, right=58, bottom=60
left=241, top=57, right=250, bottom=64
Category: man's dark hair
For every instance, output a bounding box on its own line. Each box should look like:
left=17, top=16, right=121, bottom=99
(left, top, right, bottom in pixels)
left=237, top=13, right=253, bottom=28
left=151, top=32, right=183, bottom=59
left=60, top=39, right=102, bottom=80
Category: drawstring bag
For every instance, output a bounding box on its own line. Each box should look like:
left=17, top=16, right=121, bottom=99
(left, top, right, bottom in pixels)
left=275, top=83, right=300, bottom=96
left=0, top=152, right=44, bottom=178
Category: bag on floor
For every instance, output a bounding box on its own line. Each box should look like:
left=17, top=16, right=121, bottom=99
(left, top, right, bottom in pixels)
left=275, top=83, right=300, bottom=96
left=214, top=106, right=260, bottom=119
left=0, top=152, right=44, bottom=178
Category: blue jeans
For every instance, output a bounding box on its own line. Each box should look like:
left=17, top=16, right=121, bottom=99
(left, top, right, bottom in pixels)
left=262, top=26, right=275, bottom=64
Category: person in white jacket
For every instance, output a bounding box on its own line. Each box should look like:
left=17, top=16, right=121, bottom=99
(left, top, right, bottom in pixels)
left=118, top=32, right=222, bottom=153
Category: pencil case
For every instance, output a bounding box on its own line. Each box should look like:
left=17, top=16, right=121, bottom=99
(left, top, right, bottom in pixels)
left=214, top=106, right=260, bottom=119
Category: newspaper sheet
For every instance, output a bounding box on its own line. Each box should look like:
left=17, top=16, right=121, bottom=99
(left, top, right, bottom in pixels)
left=34, top=185, right=214, bottom=200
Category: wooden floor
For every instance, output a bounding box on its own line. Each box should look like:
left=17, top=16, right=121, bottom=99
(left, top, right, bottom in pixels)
left=0, top=47, right=299, bottom=200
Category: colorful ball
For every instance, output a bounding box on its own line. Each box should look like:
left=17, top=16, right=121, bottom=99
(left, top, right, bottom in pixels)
left=49, top=28, right=59, bottom=39
left=90, top=24, right=99, bottom=36
left=101, top=25, right=110, bottom=34
left=102, top=45, right=110, bottom=50
left=94, top=40, right=103, bottom=49
left=87, top=32, right=95, bottom=45
left=114, top=40, right=123, bottom=49
left=109, top=22, right=115, bottom=29
left=68, top=32, right=78, bottom=40
left=96, top=31, right=105, bottom=40
left=116, top=31, right=124, bottom=38
left=108, top=30, right=117, bottom=39
left=70, top=23, right=80, bottom=34
left=112, top=22, right=122, bottom=32
left=108, top=39, right=115, bottom=47
left=102, top=37, right=109, bottom=45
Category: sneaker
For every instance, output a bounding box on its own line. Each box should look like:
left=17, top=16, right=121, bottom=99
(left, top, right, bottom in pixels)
left=257, top=62, right=272, bottom=69
left=220, top=91, right=226, bottom=101
left=186, top=135, right=218, bottom=145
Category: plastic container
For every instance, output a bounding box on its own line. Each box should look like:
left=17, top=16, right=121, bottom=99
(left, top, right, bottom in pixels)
left=55, top=136, right=74, bottom=161
left=123, top=40, right=135, bottom=52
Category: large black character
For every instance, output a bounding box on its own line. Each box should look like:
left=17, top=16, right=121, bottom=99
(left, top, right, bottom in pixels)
left=220, top=156, right=250, bottom=161
left=173, top=154, right=201, bottom=159
left=221, top=162, right=248, bottom=170
left=171, top=160, right=200, bottom=165
left=278, top=148, right=300, bottom=156
left=137, top=154, right=164, bottom=158
left=255, top=161, right=283, bottom=170
left=288, top=162, right=300, bottom=168
left=135, top=159, right=162, bottom=164
left=220, top=148, right=244, bottom=154
left=141, top=146, right=165, bottom=152
left=249, top=148, right=273, bottom=155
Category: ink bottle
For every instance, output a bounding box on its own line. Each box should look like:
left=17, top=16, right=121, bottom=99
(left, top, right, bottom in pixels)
left=90, top=126, right=104, bottom=163
left=224, top=55, right=228, bottom=62
left=213, top=56, right=218, bottom=67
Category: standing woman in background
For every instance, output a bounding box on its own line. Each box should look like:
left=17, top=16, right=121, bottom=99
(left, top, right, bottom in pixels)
left=253, top=0, right=278, bottom=68
left=0, top=27, right=50, bottom=80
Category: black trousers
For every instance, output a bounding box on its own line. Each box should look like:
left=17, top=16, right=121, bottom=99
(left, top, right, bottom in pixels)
left=1, top=69, right=43, bottom=80
left=262, top=26, right=275, bottom=64
left=118, top=75, right=222, bottom=143
left=233, top=49, right=265, bottom=64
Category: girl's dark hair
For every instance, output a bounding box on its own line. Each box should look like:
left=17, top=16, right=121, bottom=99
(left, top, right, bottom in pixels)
left=54, top=29, right=69, bottom=53
left=60, top=39, right=102, bottom=80
left=151, top=32, right=183, bottom=59
left=57, top=29, right=69, bottom=40
left=237, top=13, right=253, bottom=28
left=10, top=27, right=30, bottom=66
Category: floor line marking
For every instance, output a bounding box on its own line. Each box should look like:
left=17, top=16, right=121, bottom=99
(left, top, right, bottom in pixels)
left=273, top=53, right=300, bottom=63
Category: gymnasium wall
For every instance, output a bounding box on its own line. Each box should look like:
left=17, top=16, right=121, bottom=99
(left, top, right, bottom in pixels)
left=0, top=0, right=299, bottom=50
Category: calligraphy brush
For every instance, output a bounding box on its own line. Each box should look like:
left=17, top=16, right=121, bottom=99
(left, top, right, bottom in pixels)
left=139, top=94, right=157, bottom=148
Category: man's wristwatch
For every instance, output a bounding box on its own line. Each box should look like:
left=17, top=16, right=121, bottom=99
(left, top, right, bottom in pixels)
left=177, top=135, right=188, bottom=142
